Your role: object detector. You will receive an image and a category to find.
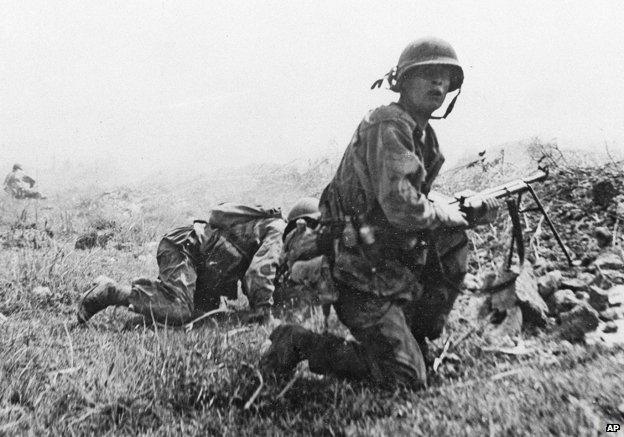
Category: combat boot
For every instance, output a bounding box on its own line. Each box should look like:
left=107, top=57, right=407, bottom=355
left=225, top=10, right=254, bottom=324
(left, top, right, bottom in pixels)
left=242, top=305, right=272, bottom=325
left=260, top=324, right=316, bottom=375
left=77, top=276, right=130, bottom=324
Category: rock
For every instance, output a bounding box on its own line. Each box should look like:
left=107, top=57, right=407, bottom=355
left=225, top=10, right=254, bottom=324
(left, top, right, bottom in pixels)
left=594, top=227, right=613, bottom=248
left=514, top=264, right=549, bottom=326
left=594, top=251, right=624, bottom=270
left=32, top=286, right=52, bottom=297
left=537, top=270, right=563, bottom=299
left=608, top=285, right=624, bottom=306
left=599, top=308, right=620, bottom=321
left=592, top=180, right=618, bottom=208
left=588, top=285, right=610, bottom=311
left=461, top=295, right=491, bottom=324
left=533, top=259, right=553, bottom=276
left=578, top=272, right=596, bottom=284
left=604, top=321, right=618, bottom=333
left=575, top=291, right=589, bottom=301
left=560, top=278, right=588, bottom=292
left=593, top=269, right=624, bottom=287
left=484, top=306, right=523, bottom=346
left=482, top=267, right=519, bottom=292
left=489, top=265, right=548, bottom=326
left=550, top=289, right=579, bottom=314
left=557, top=302, right=600, bottom=342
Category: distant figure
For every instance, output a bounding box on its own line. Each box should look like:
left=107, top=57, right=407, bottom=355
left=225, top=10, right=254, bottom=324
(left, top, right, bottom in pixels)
left=3, top=163, right=44, bottom=199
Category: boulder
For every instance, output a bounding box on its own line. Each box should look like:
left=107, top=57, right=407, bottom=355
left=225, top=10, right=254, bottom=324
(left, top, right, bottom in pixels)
left=592, top=180, right=618, bottom=208
left=594, top=252, right=624, bottom=270
left=484, top=306, right=523, bottom=346
left=482, top=267, right=519, bottom=292
left=588, top=285, right=610, bottom=312
left=604, top=321, right=618, bottom=333
left=550, top=289, right=579, bottom=314
left=560, top=278, right=588, bottom=292
left=599, top=308, right=620, bottom=322
left=557, top=302, right=600, bottom=342
left=514, top=264, right=549, bottom=326
left=608, top=285, right=624, bottom=306
left=593, top=269, right=624, bottom=287
left=594, top=227, right=613, bottom=248
left=537, top=270, right=563, bottom=299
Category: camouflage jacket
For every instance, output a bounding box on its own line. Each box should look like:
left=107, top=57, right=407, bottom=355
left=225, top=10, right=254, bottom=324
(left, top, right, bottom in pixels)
left=3, top=169, right=36, bottom=196
left=163, top=215, right=285, bottom=308
left=320, top=102, right=445, bottom=233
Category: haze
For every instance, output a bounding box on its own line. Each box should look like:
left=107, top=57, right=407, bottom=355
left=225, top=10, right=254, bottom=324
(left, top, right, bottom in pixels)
left=2, top=0, right=623, bottom=185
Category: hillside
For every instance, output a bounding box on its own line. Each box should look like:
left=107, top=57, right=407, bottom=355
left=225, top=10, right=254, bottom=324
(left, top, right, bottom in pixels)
left=1, top=141, right=623, bottom=435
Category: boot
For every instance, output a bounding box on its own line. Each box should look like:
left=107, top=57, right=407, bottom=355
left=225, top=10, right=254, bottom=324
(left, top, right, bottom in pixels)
left=242, top=305, right=272, bottom=325
left=77, top=276, right=130, bottom=324
left=260, top=324, right=315, bottom=375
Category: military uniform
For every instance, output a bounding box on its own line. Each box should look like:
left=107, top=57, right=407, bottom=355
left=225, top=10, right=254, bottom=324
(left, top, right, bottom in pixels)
left=262, top=102, right=468, bottom=388
left=78, top=204, right=285, bottom=325
left=3, top=165, right=43, bottom=199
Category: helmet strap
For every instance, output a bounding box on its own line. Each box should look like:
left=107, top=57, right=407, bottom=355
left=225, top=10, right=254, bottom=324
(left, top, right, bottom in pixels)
left=430, top=88, right=461, bottom=119
left=370, top=67, right=398, bottom=90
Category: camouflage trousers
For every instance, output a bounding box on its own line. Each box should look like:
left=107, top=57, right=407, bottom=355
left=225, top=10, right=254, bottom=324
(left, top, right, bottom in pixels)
left=310, top=227, right=468, bottom=388
left=127, top=238, right=227, bottom=325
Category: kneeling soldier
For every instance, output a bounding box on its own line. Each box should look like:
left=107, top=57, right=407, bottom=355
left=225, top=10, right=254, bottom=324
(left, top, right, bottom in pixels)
left=261, top=37, right=498, bottom=389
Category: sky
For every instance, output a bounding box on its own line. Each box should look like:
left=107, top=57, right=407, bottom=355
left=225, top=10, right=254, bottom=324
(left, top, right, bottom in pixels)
left=1, top=0, right=624, bottom=178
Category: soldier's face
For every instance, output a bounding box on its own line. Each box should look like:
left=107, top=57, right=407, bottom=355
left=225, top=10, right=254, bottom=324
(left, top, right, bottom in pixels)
left=401, top=65, right=451, bottom=114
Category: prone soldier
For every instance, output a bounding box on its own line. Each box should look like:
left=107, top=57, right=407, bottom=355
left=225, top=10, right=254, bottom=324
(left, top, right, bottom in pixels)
left=77, top=203, right=285, bottom=326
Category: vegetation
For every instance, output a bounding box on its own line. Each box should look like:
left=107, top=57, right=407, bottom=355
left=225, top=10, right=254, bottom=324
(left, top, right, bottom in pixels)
left=1, top=141, right=623, bottom=435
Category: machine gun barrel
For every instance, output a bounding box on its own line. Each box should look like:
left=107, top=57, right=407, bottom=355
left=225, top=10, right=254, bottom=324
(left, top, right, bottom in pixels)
left=432, top=167, right=572, bottom=267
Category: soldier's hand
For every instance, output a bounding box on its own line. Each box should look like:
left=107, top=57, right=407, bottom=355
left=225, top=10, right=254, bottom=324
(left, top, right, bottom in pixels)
left=433, top=202, right=469, bottom=228
left=287, top=227, right=319, bottom=266
left=463, top=196, right=502, bottom=225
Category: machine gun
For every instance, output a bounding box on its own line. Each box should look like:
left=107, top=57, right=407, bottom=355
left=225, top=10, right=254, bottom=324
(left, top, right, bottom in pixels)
left=430, top=167, right=572, bottom=267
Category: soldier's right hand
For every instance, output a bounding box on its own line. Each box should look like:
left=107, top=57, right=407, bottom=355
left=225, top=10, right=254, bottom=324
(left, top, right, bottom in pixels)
left=433, top=202, right=469, bottom=228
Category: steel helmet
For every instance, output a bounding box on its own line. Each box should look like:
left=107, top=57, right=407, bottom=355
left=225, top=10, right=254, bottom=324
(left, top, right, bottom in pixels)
left=372, top=37, right=463, bottom=92
left=394, top=37, right=463, bottom=92
left=287, top=197, right=321, bottom=222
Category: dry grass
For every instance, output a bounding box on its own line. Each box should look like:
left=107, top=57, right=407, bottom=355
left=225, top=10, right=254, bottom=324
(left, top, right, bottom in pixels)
left=1, top=146, right=623, bottom=435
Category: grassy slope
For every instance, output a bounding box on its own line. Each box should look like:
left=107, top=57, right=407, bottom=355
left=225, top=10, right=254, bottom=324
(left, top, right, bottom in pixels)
left=1, top=152, right=624, bottom=436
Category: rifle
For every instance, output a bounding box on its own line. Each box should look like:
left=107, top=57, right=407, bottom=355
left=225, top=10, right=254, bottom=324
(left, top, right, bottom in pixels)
left=430, top=167, right=572, bottom=267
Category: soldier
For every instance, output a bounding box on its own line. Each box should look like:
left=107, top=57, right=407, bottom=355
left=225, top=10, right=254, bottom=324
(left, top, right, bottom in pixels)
left=273, top=197, right=336, bottom=322
left=261, top=37, right=498, bottom=388
left=77, top=203, right=285, bottom=326
left=3, top=163, right=44, bottom=199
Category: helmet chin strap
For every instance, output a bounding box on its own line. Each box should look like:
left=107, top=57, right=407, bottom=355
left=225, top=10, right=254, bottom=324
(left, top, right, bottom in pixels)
left=430, top=88, right=461, bottom=120
left=371, top=70, right=461, bottom=119
left=370, top=67, right=398, bottom=90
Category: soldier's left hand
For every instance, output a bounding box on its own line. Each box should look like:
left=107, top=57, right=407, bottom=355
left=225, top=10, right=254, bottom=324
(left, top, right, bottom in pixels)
left=467, top=197, right=502, bottom=225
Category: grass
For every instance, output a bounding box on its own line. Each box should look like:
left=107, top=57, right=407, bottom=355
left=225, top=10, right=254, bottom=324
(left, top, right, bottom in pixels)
left=1, top=147, right=624, bottom=435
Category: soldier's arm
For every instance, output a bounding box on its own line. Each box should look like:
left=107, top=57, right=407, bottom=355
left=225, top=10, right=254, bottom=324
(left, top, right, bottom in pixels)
left=365, top=121, right=440, bottom=231
left=22, top=175, right=36, bottom=187
left=243, top=219, right=285, bottom=307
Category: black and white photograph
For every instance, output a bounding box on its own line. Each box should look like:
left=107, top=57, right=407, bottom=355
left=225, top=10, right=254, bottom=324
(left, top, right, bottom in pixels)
left=1, top=1, right=623, bottom=435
